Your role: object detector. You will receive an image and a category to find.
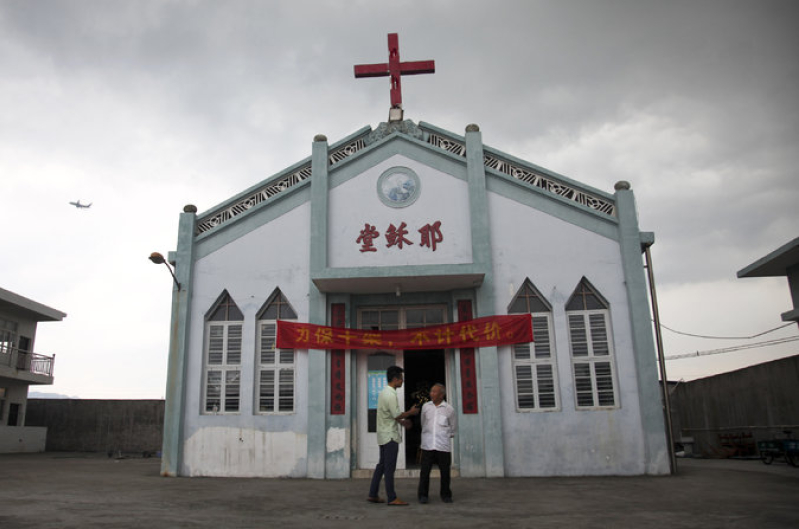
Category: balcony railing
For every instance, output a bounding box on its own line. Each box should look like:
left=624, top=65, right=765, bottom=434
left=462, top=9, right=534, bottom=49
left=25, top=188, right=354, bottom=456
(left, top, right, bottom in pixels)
left=0, top=347, right=55, bottom=377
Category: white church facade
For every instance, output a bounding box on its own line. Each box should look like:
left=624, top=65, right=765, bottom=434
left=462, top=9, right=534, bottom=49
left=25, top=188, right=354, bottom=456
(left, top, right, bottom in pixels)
left=159, top=118, right=669, bottom=479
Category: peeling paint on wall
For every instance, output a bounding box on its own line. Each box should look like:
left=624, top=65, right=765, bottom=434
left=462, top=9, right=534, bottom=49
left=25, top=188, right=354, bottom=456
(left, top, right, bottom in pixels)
left=326, top=427, right=346, bottom=453
left=183, top=427, right=307, bottom=477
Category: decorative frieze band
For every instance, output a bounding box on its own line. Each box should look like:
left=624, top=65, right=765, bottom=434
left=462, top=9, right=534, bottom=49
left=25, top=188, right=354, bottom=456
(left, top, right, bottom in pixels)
left=423, top=128, right=615, bottom=217
left=197, top=124, right=616, bottom=236
left=195, top=164, right=313, bottom=234
left=426, top=131, right=467, bottom=156
left=328, top=137, right=368, bottom=165
left=196, top=132, right=370, bottom=235
left=483, top=152, right=616, bottom=216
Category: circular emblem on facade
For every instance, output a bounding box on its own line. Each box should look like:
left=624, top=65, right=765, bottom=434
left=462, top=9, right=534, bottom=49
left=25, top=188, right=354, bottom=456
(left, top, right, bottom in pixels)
left=377, top=166, right=421, bottom=208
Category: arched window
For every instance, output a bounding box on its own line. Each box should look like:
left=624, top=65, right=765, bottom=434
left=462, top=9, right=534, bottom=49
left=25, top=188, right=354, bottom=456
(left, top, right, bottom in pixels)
left=256, top=288, right=298, bottom=414
left=508, top=279, right=558, bottom=411
left=203, top=291, right=244, bottom=414
left=565, top=278, right=618, bottom=409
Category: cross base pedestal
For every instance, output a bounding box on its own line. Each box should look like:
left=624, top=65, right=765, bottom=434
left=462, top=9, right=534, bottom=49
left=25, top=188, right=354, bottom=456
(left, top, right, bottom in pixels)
left=389, top=107, right=404, bottom=122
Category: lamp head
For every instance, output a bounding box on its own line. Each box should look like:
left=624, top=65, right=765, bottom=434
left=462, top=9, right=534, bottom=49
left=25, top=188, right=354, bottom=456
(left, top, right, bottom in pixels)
left=149, top=252, right=166, bottom=265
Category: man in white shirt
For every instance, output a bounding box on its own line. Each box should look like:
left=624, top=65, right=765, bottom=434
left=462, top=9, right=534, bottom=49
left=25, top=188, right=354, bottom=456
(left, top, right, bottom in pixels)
left=417, top=383, right=457, bottom=504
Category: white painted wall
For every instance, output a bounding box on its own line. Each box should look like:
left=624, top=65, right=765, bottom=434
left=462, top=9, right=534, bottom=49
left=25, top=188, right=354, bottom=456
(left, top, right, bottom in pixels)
left=183, top=427, right=307, bottom=477
left=328, top=154, right=472, bottom=268
left=182, top=202, right=311, bottom=477
left=181, top=153, right=655, bottom=477
left=0, top=426, right=47, bottom=453
left=487, top=192, right=648, bottom=476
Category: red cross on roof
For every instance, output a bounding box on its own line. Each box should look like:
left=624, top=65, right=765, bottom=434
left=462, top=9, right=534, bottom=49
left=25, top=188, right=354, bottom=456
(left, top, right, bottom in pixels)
left=354, top=33, right=435, bottom=110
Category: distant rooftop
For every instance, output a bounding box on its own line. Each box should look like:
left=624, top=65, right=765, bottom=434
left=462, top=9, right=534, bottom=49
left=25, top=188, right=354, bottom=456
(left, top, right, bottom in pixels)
left=0, top=287, right=67, bottom=322
left=737, top=236, right=799, bottom=278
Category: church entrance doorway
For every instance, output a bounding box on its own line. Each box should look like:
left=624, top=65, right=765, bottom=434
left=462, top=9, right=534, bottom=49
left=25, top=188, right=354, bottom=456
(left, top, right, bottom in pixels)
left=355, top=305, right=448, bottom=471
left=403, top=349, right=446, bottom=467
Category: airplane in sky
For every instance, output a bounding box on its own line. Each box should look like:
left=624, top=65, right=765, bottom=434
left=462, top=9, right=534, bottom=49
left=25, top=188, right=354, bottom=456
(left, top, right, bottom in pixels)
left=69, top=200, right=92, bottom=209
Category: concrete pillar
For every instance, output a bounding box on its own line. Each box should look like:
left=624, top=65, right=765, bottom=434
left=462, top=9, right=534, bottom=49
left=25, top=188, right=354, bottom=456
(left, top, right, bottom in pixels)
left=307, top=135, right=329, bottom=478
left=614, top=182, right=669, bottom=475
left=160, top=205, right=197, bottom=477
left=464, top=124, right=505, bottom=477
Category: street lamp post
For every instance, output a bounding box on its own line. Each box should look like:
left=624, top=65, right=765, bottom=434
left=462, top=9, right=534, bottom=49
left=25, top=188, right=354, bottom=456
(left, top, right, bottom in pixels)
left=149, top=252, right=181, bottom=290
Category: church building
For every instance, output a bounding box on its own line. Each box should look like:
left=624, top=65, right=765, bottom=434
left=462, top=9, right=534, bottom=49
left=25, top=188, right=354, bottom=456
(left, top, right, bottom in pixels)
left=159, top=35, right=669, bottom=479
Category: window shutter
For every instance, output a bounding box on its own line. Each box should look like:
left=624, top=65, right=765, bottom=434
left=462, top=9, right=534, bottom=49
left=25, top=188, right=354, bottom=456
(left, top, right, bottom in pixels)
left=595, top=362, right=615, bottom=406
left=278, top=369, right=294, bottom=412
left=260, top=323, right=276, bottom=364
left=515, top=364, right=535, bottom=409
left=514, top=342, right=531, bottom=361
left=226, top=325, right=242, bottom=364
left=574, top=362, right=595, bottom=407
left=208, top=325, right=224, bottom=364
left=568, top=315, right=589, bottom=357
left=589, top=314, right=609, bottom=356
left=537, top=364, right=556, bottom=408
left=206, top=370, right=222, bottom=412
left=260, top=370, right=275, bottom=412
left=224, top=371, right=240, bottom=412
left=532, top=316, right=551, bottom=358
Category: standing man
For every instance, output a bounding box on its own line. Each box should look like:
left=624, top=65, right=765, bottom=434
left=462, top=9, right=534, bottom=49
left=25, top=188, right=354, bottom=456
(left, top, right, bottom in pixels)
left=418, top=383, right=457, bottom=504
left=368, top=365, right=419, bottom=506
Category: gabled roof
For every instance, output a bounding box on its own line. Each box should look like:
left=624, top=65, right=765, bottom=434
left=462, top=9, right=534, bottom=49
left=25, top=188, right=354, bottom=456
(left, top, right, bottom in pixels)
left=0, top=287, right=67, bottom=322
left=194, top=120, right=618, bottom=238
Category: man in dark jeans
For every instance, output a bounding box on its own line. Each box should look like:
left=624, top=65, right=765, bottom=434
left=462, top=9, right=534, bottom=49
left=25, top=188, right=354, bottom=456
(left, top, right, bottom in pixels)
left=418, top=383, right=457, bottom=504
left=367, top=365, right=419, bottom=506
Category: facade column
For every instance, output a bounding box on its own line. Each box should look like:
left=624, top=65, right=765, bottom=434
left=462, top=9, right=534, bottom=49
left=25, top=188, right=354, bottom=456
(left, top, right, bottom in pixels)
left=161, top=205, right=197, bottom=477
left=465, top=124, right=505, bottom=477
left=326, top=297, right=351, bottom=478
left=307, top=134, right=330, bottom=478
left=614, top=181, right=669, bottom=475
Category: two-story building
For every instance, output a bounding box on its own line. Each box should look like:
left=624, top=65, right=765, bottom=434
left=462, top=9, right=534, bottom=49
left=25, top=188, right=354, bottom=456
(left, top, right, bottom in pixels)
left=0, top=287, right=65, bottom=453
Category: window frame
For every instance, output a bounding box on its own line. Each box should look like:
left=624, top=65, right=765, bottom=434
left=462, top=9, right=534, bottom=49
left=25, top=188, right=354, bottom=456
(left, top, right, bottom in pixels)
left=255, top=289, right=298, bottom=415
left=201, top=292, right=243, bottom=415
left=567, top=308, right=620, bottom=411
left=507, top=279, right=560, bottom=413
left=255, top=320, right=296, bottom=415
left=202, top=321, right=242, bottom=414
left=511, top=312, right=561, bottom=412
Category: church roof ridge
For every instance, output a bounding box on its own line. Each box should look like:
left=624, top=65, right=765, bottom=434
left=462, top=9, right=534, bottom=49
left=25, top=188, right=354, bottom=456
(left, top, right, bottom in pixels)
left=416, top=121, right=617, bottom=215
left=195, top=120, right=617, bottom=236
left=195, top=126, right=374, bottom=235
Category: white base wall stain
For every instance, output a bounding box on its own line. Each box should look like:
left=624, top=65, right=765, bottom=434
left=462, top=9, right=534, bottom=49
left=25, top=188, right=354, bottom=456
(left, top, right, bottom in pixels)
left=326, top=427, right=346, bottom=453
left=183, top=427, right=307, bottom=477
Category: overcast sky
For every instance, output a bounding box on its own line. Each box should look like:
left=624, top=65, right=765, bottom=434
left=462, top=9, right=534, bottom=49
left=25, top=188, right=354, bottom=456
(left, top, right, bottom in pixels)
left=2, top=0, right=797, bottom=398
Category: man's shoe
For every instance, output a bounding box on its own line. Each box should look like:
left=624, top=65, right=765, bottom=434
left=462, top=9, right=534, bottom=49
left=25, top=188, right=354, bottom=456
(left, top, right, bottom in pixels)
left=387, top=499, right=409, bottom=506
left=367, top=496, right=385, bottom=503
left=442, top=497, right=453, bottom=503
left=418, top=496, right=428, bottom=504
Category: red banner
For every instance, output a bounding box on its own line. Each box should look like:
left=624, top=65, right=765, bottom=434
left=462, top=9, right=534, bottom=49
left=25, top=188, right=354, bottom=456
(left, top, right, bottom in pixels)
left=458, top=300, right=479, bottom=414
left=277, top=314, right=532, bottom=351
left=330, top=303, right=346, bottom=415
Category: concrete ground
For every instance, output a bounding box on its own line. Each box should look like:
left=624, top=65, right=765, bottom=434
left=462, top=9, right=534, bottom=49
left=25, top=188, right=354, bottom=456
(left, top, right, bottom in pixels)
left=1, top=453, right=797, bottom=529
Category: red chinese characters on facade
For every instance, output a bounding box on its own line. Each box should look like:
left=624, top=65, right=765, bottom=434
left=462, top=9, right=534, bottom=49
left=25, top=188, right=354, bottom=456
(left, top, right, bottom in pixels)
left=418, top=221, right=443, bottom=251
left=356, top=224, right=380, bottom=252
left=385, top=222, right=413, bottom=249
left=356, top=220, right=442, bottom=252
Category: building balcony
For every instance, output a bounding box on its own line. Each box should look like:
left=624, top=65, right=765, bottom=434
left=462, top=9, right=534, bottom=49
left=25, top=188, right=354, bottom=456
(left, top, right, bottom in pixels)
left=0, top=347, right=55, bottom=385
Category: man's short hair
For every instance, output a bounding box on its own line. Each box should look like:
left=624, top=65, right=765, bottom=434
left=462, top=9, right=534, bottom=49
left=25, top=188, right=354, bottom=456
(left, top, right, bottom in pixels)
left=386, top=365, right=404, bottom=383
left=432, top=383, right=446, bottom=396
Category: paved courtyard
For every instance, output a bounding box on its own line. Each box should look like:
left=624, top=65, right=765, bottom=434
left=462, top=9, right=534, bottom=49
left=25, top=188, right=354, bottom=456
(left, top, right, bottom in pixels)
left=1, top=453, right=797, bottom=528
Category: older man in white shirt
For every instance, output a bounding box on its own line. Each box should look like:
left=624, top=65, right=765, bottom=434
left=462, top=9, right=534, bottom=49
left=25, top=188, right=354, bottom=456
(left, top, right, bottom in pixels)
left=417, top=383, right=457, bottom=504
